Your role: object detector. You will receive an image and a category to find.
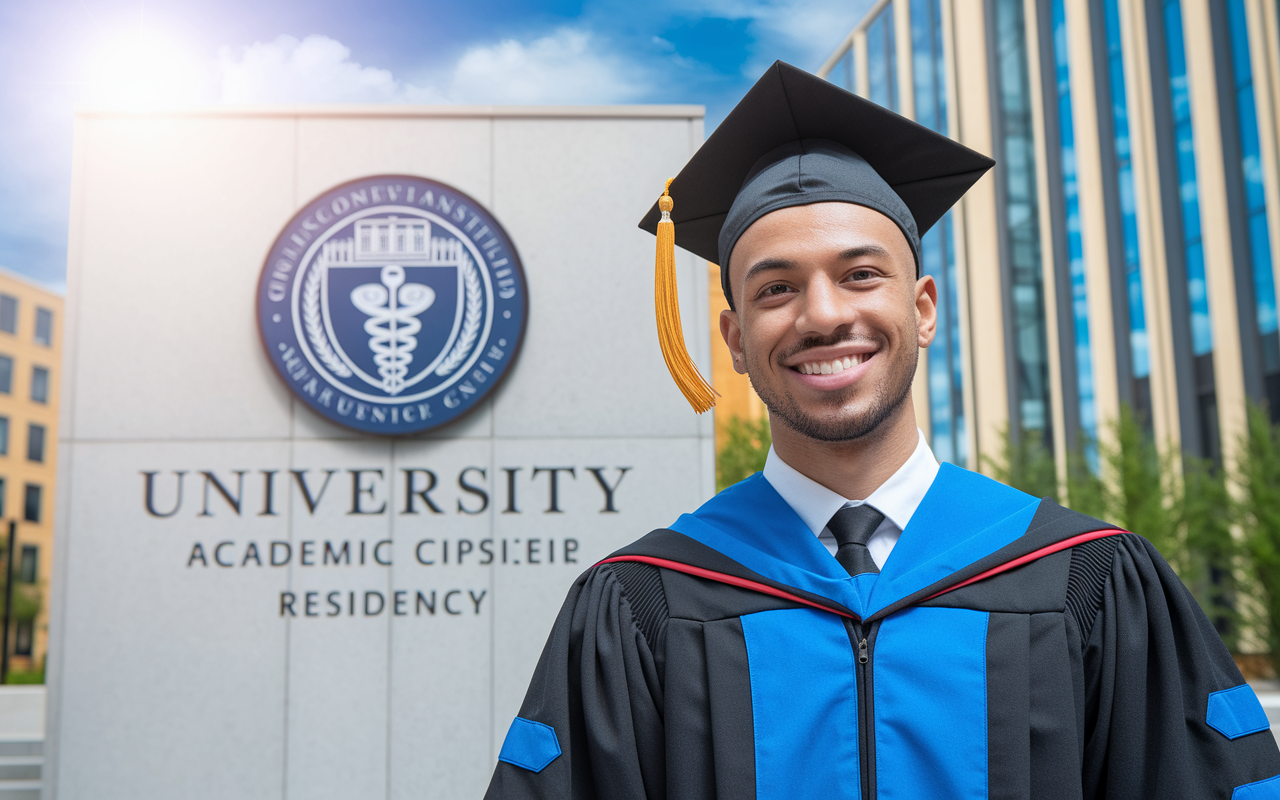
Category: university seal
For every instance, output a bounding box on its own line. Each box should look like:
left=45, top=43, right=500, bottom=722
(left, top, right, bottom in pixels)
left=256, top=175, right=527, bottom=434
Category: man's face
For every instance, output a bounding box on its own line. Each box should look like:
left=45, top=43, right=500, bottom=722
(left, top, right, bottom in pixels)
left=719, top=202, right=937, bottom=443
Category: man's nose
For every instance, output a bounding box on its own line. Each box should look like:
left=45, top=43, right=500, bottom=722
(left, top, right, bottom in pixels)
left=795, top=278, right=848, bottom=337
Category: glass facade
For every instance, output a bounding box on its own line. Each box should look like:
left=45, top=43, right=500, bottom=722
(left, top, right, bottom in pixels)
left=911, top=0, right=947, bottom=132
left=1163, top=0, right=1220, bottom=459
left=1225, top=0, right=1280, bottom=418
left=1103, top=0, right=1152, bottom=423
left=829, top=45, right=856, bottom=92
left=1051, top=0, right=1097, bottom=464
left=867, top=7, right=898, bottom=111
left=911, top=0, right=968, bottom=466
left=994, top=0, right=1053, bottom=444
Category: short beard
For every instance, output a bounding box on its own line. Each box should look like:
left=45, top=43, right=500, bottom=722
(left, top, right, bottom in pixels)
left=745, top=334, right=917, bottom=443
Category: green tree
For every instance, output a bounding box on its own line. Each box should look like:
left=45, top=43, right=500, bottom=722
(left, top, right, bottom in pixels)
left=1064, top=436, right=1108, bottom=520
left=983, top=427, right=1058, bottom=500
left=1237, top=402, right=1280, bottom=671
left=1180, top=454, right=1238, bottom=646
left=717, top=415, right=772, bottom=492
left=1099, top=406, right=1179, bottom=561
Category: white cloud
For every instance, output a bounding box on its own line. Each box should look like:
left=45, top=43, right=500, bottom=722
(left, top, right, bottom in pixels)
left=450, top=28, right=648, bottom=104
left=667, top=0, right=875, bottom=73
left=216, top=29, right=648, bottom=107
left=217, top=35, right=446, bottom=104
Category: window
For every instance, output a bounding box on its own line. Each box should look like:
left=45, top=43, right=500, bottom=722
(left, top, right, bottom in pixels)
left=26, top=424, right=43, bottom=463
left=0, top=479, right=7, bottom=518
left=34, top=308, right=52, bottom=347
left=18, top=545, right=36, bottom=583
left=0, top=295, right=16, bottom=335
left=0, top=416, right=9, bottom=456
left=826, top=45, right=855, bottom=92
left=30, top=366, right=48, bottom=404
left=866, top=8, right=897, bottom=111
left=13, top=621, right=31, bottom=657
left=23, top=484, right=40, bottom=523
left=0, top=355, right=12, bottom=395
left=993, top=0, right=1053, bottom=444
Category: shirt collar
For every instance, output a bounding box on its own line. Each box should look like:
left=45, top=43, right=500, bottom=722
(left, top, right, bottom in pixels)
left=762, top=428, right=941, bottom=535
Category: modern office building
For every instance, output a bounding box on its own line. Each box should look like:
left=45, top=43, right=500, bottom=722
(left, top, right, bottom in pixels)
left=0, top=267, right=61, bottom=678
left=807, top=0, right=1280, bottom=475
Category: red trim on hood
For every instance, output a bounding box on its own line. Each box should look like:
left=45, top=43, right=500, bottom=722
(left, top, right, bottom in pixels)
left=920, top=528, right=1129, bottom=602
left=598, top=528, right=1130, bottom=618
left=596, top=555, right=858, bottom=620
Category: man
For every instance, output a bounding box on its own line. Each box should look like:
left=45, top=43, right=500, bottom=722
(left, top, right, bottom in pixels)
left=485, top=62, right=1280, bottom=799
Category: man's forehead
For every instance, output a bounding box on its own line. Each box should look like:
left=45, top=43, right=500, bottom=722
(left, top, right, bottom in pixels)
left=731, top=202, right=916, bottom=281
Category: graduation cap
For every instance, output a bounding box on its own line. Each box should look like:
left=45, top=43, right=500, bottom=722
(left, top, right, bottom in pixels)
left=640, top=60, right=994, bottom=414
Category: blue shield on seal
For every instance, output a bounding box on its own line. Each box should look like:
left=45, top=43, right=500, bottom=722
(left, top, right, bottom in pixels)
left=256, top=175, right=528, bottom=435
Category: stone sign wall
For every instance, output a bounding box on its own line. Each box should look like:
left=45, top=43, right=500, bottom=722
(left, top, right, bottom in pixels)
left=48, top=106, right=712, bottom=799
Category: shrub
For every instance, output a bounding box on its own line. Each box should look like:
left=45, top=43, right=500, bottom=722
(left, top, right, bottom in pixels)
left=717, top=415, right=771, bottom=492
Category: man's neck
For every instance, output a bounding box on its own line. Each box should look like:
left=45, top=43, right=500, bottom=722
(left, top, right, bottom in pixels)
left=768, top=399, right=920, bottom=500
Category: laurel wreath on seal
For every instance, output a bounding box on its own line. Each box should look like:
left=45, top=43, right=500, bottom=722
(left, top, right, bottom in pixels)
left=303, top=265, right=354, bottom=378
left=435, top=253, right=482, bottom=376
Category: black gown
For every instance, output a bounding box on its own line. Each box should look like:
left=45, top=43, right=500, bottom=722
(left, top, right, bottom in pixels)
left=485, top=465, right=1280, bottom=799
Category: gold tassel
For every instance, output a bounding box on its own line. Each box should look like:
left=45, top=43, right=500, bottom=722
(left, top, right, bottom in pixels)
left=655, top=179, right=718, bottom=413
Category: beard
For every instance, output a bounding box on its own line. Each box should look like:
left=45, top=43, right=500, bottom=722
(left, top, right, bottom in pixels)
left=744, top=332, right=917, bottom=442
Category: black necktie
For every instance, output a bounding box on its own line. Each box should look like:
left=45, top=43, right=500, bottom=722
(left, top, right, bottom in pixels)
left=828, top=504, right=885, bottom=576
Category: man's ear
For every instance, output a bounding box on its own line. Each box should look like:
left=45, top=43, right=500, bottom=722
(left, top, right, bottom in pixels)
left=915, top=274, right=938, bottom=349
left=720, top=309, right=747, bottom=374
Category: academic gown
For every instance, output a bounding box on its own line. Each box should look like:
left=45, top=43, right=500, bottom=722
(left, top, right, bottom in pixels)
left=484, top=465, right=1280, bottom=799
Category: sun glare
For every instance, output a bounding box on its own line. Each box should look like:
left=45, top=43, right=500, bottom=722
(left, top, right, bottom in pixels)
left=84, top=26, right=209, bottom=110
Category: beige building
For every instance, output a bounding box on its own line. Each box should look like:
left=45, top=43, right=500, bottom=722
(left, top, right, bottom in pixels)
left=780, top=0, right=1280, bottom=479
left=0, top=266, right=61, bottom=678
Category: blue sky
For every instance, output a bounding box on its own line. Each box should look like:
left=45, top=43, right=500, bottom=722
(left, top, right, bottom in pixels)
left=0, top=0, right=872, bottom=292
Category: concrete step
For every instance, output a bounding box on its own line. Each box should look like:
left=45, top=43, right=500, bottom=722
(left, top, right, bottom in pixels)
left=0, top=743, right=38, bottom=758
left=0, top=778, right=40, bottom=800
left=0, top=756, right=39, bottom=781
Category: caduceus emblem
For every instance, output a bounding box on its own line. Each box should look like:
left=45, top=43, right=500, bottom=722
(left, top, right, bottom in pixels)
left=349, top=264, right=436, bottom=395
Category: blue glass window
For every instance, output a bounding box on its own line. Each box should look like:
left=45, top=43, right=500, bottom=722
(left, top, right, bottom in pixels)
left=1052, top=0, right=1097, bottom=465
left=1103, top=0, right=1151, bottom=390
left=34, top=308, right=52, bottom=347
left=829, top=46, right=856, bottom=92
left=1225, top=0, right=1280, bottom=416
left=911, top=0, right=967, bottom=466
left=1164, top=0, right=1213, bottom=356
left=994, top=0, right=1052, bottom=441
left=867, top=7, right=897, bottom=111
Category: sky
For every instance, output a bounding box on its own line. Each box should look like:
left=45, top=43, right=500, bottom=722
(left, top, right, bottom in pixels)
left=0, top=0, right=873, bottom=293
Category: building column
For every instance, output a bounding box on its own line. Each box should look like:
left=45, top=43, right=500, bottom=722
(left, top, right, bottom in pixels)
left=1067, top=0, right=1123, bottom=450
left=895, top=0, right=935, bottom=439
left=951, top=0, right=1010, bottom=470
left=1025, top=0, right=1073, bottom=474
left=1249, top=0, right=1280, bottom=395
left=942, top=0, right=982, bottom=465
left=1182, top=0, right=1250, bottom=468
left=1121, top=0, right=1182, bottom=451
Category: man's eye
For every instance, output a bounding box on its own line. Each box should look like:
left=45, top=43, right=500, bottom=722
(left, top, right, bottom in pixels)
left=763, top=284, right=790, bottom=296
left=850, top=269, right=875, bottom=281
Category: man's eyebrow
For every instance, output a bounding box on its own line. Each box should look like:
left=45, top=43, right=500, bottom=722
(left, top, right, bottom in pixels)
left=742, top=258, right=796, bottom=285
left=742, top=244, right=896, bottom=285
left=838, top=244, right=893, bottom=260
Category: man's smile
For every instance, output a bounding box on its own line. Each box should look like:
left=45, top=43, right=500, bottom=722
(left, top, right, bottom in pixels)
left=780, top=342, right=881, bottom=390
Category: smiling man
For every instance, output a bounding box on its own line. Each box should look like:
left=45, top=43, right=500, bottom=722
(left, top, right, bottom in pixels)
left=485, top=62, right=1280, bottom=800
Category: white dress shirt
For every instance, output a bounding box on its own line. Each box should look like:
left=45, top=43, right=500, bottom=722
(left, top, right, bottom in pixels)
left=762, top=429, right=941, bottom=570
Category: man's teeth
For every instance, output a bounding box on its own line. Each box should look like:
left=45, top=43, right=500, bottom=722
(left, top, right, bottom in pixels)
left=798, top=355, right=863, bottom=375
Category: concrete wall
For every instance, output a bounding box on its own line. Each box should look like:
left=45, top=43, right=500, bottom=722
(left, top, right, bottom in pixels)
left=48, top=105, right=713, bottom=799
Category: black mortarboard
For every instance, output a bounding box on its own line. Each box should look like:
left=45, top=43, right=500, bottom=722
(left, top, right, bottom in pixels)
left=639, top=60, right=994, bottom=414
left=639, top=60, right=995, bottom=300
